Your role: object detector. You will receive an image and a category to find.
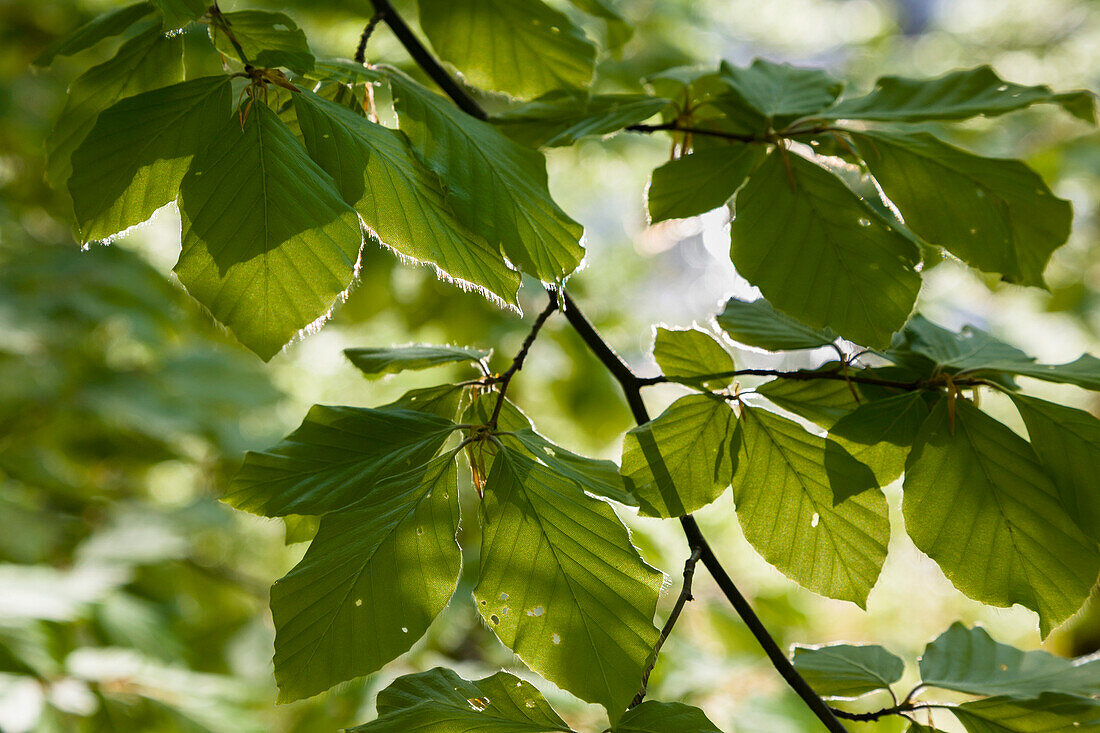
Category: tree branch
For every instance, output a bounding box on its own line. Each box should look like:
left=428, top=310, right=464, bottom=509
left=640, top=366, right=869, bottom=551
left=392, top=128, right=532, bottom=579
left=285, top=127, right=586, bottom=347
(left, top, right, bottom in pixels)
left=354, top=12, right=384, bottom=64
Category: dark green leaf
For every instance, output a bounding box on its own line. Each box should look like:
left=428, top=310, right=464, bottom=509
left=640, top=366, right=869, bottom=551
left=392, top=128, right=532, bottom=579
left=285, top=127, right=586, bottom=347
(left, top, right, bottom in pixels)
left=852, top=130, right=1071, bottom=287
left=612, top=701, right=723, bottom=732
left=732, top=405, right=887, bottom=606
left=494, top=91, right=669, bottom=148
left=920, top=622, right=1100, bottom=699
left=792, top=643, right=905, bottom=699
left=755, top=372, right=861, bottom=429
left=718, top=58, right=843, bottom=120
left=621, top=394, right=737, bottom=517
left=821, top=66, right=1096, bottom=123
left=716, top=296, right=837, bottom=351
left=889, top=315, right=1031, bottom=374
left=729, top=150, right=920, bottom=348
left=211, top=10, right=313, bottom=73
left=475, top=448, right=662, bottom=722
left=151, top=0, right=209, bottom=29
left=501, top=429, right=635, bottom=506
left=828, top=392, right=927, bottom=488
left=380, top=385, right=468, bottom=421
left=388, top=69, right=585, bottom=284
left=351, top=667, right=574, bottom=732
left=418, top=0, right=596, bottom=99
left=225, top=405, right=458, bottom=517
left=271, top=456, right=460, bottom=702
left=567, top=0, right=633, bottom=53
left=69, top=76, right=231, bottom=243
left=293, top=90, right=521, bottom=307
left=175, top=103, right=363, bottom=360
left=652, top=326, right=735, bottom=386
left=903, top=399, right=1100, bottom=636
left=344, top=345, right=489, bottom=379
left=953, top=694, right=1100, bottom=733
left=975, top=354, right=1100, bottom=392
left=34, top=2, right=155, bottom=67
left=647, top=145, right=760, bottom=223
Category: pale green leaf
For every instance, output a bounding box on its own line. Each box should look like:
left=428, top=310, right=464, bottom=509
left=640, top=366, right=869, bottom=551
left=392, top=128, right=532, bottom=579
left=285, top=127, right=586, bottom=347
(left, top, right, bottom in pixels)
left=46, top=23, right=185, bottom=191
left=828, top=392, right=927, bottom=489
left=282, top=514, right=319, bottom=545
left=1009, top=394, right=1100, bottom=537
left=729, top=150, right=920, bottom=348
left=852, top=130, right=1071, bottom=287
left=621, top=394, right=737, bottom=517
left=612, top=701, right=723, bottom=733
left=716, top=296, right=837, bottom=351
left=821, top=66, right=1096, bottom=124
left=475, top=448, right=662, bottom=722
left=791, top=643, right=905, bottom=699
left=732, top=405, right=887, bottom=606
left=755, top=372, right=861, bottom=429
left=292, top=90, right=521, bottom=306
left=652, top=326, right=735, bottom=387
left=647, top=145, right=760, bottom=223
left=272, top=456, right=461, bottom=702
left=953, top=694, right=1100, bottom=733
left=175, top=103, right=363, bottom=360
left=418, top=0, right=595, bottom=99
left=388, top=69, right=585, bottom=283
left=903, top=399, right=1100, bottom=636
left=462, top=394, right=534, bottom=433
left=344, top=345, right=489, bottom=379
left=718, top=58, right=843, bottom=119
left=69, top=76, right=231, bottom=243
left=920, top=622, right=1100, bottom=699
left=351, top=667, right=574, bottom=732
left=34, top=2, right=155, bottom=67
left=210, top=10, right=313, bottom=73
left=494, top=91, right=669, bottom=148
left=224, top=405, right=458, bottom=517
left=501, top=429, right=635, bottom=506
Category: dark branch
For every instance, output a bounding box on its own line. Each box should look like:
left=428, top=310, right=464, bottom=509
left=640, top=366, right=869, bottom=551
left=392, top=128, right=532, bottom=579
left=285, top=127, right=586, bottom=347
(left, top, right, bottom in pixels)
left=626, top=122, right=766, bottom=144
left=829, top=700, right=938, bottom=722
left=631, top=546, right=703, bottom=708
left=354, top=12, right=384, bottom=63
left=488, top=293, right=558, bottom=428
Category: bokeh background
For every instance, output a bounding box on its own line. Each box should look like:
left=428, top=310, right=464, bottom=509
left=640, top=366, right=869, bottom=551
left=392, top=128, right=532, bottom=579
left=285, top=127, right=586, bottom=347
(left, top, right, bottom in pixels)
left=2, top=0, right=1099, bottom=730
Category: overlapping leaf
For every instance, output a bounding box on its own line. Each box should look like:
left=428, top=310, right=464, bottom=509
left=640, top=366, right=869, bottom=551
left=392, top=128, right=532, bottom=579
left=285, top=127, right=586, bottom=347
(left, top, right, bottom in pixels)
left=34, top=2, right=155, bottom=67
left=647, top=145, right=760, bottom=222
left=952, top=694, right=1100, bottom=733
left=888, top=315, right=1032, bottom=374
left=210, top=10, right=313, bottom=73
left=828, top=392, right=927, bottom=488
left=344, top=344, right=489, bottom=379
left=975, top=354, right=1100, bottom=391
left=495, top=91, right=669, bottom=148
left=755, top=372, right=861, bottom=429
left=152, top=0, right=209, bottom=29
left=718, top=58, right=843, bottom=120
left=792, top=643, right=905, bottom=699
left=717, top=297, right=836, bottom=351
left=501, top=429, right=635, bottom=506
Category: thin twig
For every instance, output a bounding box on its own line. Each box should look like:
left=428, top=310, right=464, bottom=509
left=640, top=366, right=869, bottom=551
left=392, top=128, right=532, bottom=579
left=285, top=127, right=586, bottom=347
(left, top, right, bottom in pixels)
left=488, top=293, right=558, bottom=428
left=830, top=701, right=946, bottom=722
left=631, top=546, right=703, bottom=708
left=354, top=12, right=384, bottom=63
left=626, top=122, right=765, bottom=144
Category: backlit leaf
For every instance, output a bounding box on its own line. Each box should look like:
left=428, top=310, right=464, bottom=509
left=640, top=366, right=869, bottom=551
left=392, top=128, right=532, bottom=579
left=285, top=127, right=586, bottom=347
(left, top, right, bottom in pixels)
left=344, top=344, right=489, bottom=379
left=210, top=10, right=313, bottom=73
left=755, top=371, right=861, bottom=429
left=612, top=701, right=723, bottom=733
left=716, top=296, right=837, bottom=351
left=647, top=145, right=760, bottom=223
left=652, top=326, right=735, bottom=387
left=792, top=643, right=905, bottom=699
left=718, top=58, right=843, bottom=120
left=828, top=392, right=927, bottom=488
left=953, top=694, right=1100, bottom=733
left=495, top=91, right=668, bottom=148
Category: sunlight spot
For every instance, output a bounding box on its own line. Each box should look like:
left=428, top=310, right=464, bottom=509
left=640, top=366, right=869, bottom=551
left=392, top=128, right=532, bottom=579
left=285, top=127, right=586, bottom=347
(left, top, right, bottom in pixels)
left=526, top=700, right=536, bottom=708
left=500, top=592, right=509, bottom=600
left=969, top=227, right=978, bottom=235
left=355, top=598, right=363, bottom=607
left=810, top=513, right=820, bottom=528
left=997, top=84, right=1009, bottom=91
left=467, top=697, right=489, bottom=712
left=857, top=217, right=871, bottom=227
left=401, top=627, right=408, bottom=633
left=551, top=633, right=561, bottom=645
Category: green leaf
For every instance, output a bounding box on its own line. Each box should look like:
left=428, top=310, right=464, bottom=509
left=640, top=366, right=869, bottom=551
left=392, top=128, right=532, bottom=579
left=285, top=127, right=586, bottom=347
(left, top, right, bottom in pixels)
left=828, top=392, right=927, bottom=488
left=652, top=326, right=735, bottom=387
left=46, top=23, right=185, bottom=191
left=903, top=399, right=1100, bottom=636
left=821, top=66, right=1096, bottom=124
left=621, top=394, right=737, bottom=517
left=271, top=456, right=460, bottom=702
left=380, top=384, right=468, bottom=421
left=344, top=345, right=489, bottom=379
left=292, top=91, right=521, bottom=307
left=567, top=0, right=633, bottom=53
left=175, top=103, right=363, bottom=360
left=475, top=447, right=662, bottom=722
left=388, top=70, right=585, bottom=284
left=920, top=622, right=1100, bottom=699
left=501, top=429, right=635, bottom=506
left=151, top=0, right=208, bottom=28
left=418, top=0, right=596, bottom=99
left=494, top=91, right=670, bottom=148
left=731, top=405, right=886, bottom=606
left=647, top=145, right=760, bottom=223
left=889, top=315, right=1032, bottom=374
left=33, top=2, right=155, bottom=67
left=907, top=726, right=947, bottom=733
left=953, top=694, right=1100, bottom=733
left=755, top=372, right=861, bottom=429
left=716, top=296, right=837, bottom=351
left=225, top=405, right=458, bottom=517
left=974, top=354, right=1100, bottom=392
left=612, top=701, right=723, bottom=733
left=351, top=667, right=574, bottom=732
left=210, top=10, right=313, bottom=73
left=791, top=643, right=905, bottom=699
left=852, top=131, right=1071, bottom=287
left=68, top=76, right=231, bottom=243
left=718, top=58, right=843, bottom=120
left=729, top=150, right=920, bottom=348
left=1009, top=394, right=1100, bottom=537
left=463, top=393, right=534, bottom=433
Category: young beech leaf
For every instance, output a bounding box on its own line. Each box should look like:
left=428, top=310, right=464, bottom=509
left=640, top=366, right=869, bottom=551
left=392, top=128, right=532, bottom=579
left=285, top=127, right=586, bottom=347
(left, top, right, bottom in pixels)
left=418, top=0, right=596, bottom=99
left=209, top=10, right=314, bottom=74
left=344, top=344, right=489, bottom=379
left=717, top=296, right=837, bottom=352
left=729, top=150, right=920, bottom=348
left=500, top=429, right=635, bottom=506
left=792, top=643, right=905, bottom=699
left=919, top=622, right=1100, bottom=699
left=621, top=394, right=737, bottom=517
left=175, top=103, right=364, bottom=361
left=718, top=58, right=844, bottom=121
left=69, top=76, right=231, bottom=243
left=652, top=326, right=735, bottom=387
left=224, top=405, right=459, bottom=517
left=852, top=130, right=1071, bottom=288
left=475, top=448, right=662, bottom=723
left=350, top=667, right=574, bottom=732
left=903, top=399, right=1100, bottom=636
left=952, top=694, right=1100, bottom=732
left=755, top=371, right=862, bottom=430
left=387, top=68, right=585, bottom=284
left=33, top=2, right=156, bottom=67
left=271, top=456, right=461, bottom=702
left=647, top=145, right=760, bottom=223
left=494, top=91, right=670, bottom=148
left=731, top=405, right=886, bottom=606
left=612, top=700, right=723, bottom=733
left=975, top=353, right=1100, bottom=392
